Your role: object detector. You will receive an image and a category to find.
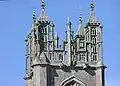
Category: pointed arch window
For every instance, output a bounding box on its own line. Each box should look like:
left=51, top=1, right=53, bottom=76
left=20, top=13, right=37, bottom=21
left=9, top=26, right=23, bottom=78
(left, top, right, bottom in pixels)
left=91, top=28, right=96, bottom=35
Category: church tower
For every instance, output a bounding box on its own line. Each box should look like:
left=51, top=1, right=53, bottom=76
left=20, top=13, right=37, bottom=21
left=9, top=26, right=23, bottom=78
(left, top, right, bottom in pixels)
left=24, top=0, right=106, bottom=86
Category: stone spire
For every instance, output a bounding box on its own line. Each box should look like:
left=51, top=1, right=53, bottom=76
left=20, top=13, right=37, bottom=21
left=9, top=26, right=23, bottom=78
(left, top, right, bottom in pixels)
left=76, top=13, right=84, bottom=36
left=87, top=0, right=99, bottom=24
left=67, top=17, right=72, bottom=66
left=39, top=0, right=48, bottom=21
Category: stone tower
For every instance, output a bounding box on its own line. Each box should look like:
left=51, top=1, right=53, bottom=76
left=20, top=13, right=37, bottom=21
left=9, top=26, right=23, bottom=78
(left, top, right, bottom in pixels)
left=24, top=0, right=106, bottom=86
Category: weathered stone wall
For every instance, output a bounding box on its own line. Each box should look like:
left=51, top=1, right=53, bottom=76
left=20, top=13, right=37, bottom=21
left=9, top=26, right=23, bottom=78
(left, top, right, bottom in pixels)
left=51, top=67, right=96, bottom=86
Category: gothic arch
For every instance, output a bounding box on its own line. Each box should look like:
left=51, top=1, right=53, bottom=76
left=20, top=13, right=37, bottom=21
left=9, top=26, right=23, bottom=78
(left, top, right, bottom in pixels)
left=60, top=75, right=86, bottom=86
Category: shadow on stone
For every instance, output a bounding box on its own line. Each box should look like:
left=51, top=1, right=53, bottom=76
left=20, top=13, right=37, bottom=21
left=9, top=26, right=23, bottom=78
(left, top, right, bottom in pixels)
left=85, top=68, right=96, bottom=76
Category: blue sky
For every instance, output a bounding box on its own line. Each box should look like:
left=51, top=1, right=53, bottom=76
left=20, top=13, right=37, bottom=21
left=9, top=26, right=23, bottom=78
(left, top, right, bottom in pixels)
left=0, top=0, right=120, bottom=86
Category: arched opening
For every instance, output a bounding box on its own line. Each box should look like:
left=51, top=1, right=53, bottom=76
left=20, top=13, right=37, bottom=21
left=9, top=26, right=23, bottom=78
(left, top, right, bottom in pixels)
left=60, top=76, right=86, bottom=86
left=65, top=80, right=81, bottom=86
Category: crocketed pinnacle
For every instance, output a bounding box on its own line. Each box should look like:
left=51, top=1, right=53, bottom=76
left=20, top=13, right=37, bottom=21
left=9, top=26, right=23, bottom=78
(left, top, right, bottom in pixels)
left=39, top=0, right=48, bottom=21
left=87, top=0, right=99, bottom=24
left=76, top=13, right=84, bottom=36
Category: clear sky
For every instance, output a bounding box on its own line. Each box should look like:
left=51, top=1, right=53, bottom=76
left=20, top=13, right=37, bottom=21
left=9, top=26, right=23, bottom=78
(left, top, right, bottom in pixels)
left=0, top=0, right=120, bottom=86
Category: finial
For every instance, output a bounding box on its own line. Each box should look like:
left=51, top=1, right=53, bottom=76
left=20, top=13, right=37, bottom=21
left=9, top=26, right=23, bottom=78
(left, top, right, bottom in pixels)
left=51, top=21, right=55, bottom=27
left=90, top=0, right=95, bottom=11
left=68, top=16, right=70, bottom=22
left=79, top=6, right=83, bottom=22
left=79, top=13, right=82, bottom=23
left=41, top=0, right=45, bottom=9
left=67, top=16, right=72, bottom=26
left=32, top=10, right=36, bottom=22
left=56, top=32, right=58, bottom=37
left=33, top=10, right=36, bottom=18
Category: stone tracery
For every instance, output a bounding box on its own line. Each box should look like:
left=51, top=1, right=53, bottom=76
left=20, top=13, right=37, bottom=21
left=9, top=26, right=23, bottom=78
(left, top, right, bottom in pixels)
left=60, top=76, right=85, bottom=86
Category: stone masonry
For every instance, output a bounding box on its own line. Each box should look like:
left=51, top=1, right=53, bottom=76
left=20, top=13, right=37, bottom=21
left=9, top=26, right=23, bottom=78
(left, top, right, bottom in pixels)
left=24, top=0, right=106, bottom=86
